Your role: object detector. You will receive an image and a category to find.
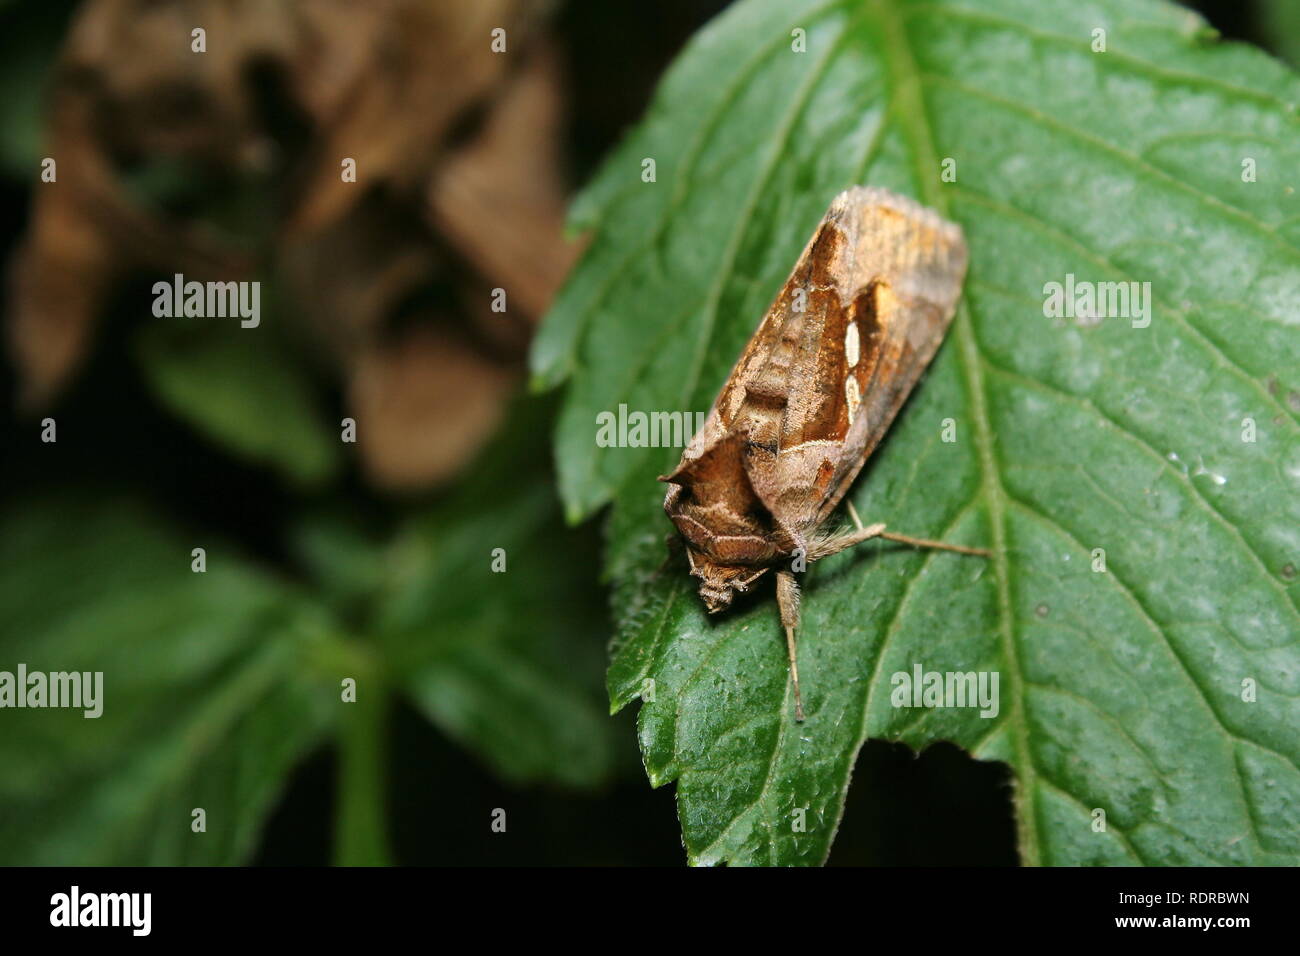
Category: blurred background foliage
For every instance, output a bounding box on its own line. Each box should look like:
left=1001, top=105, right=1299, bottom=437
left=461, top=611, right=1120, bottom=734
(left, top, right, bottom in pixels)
left=0, top=0, right=1291, bottom=865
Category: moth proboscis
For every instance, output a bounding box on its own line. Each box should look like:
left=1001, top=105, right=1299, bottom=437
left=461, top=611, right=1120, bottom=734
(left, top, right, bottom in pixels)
left=660, top=186, right=988, bottom=722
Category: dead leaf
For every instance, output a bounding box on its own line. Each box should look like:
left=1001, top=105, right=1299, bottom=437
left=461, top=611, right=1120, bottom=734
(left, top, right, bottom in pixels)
left=7, top=0, right=575, bottom=491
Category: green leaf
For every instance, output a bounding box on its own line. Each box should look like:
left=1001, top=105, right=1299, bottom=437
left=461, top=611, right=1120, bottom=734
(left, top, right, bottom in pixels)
left=534, top=0, right=1300, bottom=865
left=376, top=397, right=618, bottom=788
left=0, top=497, right=339, bottom=864
left=0, top=3, right=68, bottom=181
left=1261, top=0, right=1300, bottom=68
left=135, top=314, right=341, bottom=488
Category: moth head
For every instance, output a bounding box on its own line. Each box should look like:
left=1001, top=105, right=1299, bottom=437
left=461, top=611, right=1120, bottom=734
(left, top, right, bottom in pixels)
left=685, top=547, right=766, bottom=614
left=697, top=577, right=737, bottom=614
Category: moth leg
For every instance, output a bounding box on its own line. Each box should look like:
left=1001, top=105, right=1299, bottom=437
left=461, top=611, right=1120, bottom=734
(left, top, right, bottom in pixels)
left=845, top=500, right=990, bottom=558
left=807, top=521, right=887, bottom=560
left=876, top=531, right=990, bottom=557
left=775, top=570, right=805, bottom=722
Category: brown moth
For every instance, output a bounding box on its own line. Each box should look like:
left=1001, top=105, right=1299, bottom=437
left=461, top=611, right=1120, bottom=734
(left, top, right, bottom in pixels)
left=660, top=186, right=986, bottom=722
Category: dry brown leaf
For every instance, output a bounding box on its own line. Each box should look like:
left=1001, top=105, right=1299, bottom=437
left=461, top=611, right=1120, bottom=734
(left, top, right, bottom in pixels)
left=285, top=0, right=550, bottom=235
left=428, top=37, right=582, bottom=321
left=8, top=0, right=575, bottom=490
left=348, top=326, right=518, bottom=491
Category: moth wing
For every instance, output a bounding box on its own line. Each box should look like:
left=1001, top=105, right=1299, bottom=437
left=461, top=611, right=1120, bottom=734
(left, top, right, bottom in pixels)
left=734, top=188, right=966, bottom=534
left=672, top=273, right=798, bottom=469
left=808, top=188, right=968, bottom=525
left=666, top=186, right=966, bottom=553
left=663, top=239, right=816, bottom=553
left=660, top=291, right=792, bottom=547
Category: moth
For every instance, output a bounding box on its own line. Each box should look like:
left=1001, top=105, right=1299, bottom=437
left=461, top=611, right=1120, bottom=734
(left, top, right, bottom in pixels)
left=660, top=186, right=986, bottom=721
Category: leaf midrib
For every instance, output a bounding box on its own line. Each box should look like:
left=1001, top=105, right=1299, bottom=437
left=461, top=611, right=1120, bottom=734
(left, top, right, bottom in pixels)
left=868, top=0, right=1041, bottom=865
left=871, top=0, right=1300, bottom=866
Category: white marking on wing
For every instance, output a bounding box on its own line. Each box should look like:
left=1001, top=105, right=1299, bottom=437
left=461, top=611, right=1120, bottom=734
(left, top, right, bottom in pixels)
left=844, top=322, right=860, bottom=368
left=845, top=377, right=861, bottom=424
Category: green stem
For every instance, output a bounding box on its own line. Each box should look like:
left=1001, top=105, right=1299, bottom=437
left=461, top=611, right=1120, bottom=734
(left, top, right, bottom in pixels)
left=332, top=647, right=393, bottom=866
